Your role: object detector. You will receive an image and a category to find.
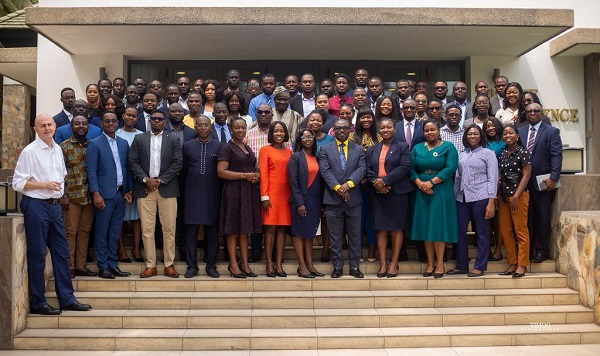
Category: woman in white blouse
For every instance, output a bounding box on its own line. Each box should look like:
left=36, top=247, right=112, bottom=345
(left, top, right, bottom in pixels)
left=495, top=82, right=524, bottom=127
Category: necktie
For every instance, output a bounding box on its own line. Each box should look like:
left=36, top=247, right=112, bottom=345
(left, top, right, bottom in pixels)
left=266, top=95, right=272, bottom=106
left=527, top=127, right=536, bottom=152
left=339, top=143, right=347, bottom=170
left=220, top=126, right=227, bottom=143
left=405, top=121, right=412, bottom=149
left=145, top=113, right=151, bottom=132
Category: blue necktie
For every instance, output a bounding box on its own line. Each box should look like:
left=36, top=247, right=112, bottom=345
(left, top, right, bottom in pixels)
left=339, top=143, right=346, bottom=170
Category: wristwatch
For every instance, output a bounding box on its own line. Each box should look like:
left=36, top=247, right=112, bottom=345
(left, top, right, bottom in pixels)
left=142, top=177, right=148, bottom=183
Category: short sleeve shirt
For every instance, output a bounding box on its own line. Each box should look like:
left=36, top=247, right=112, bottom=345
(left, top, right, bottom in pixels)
left=498, top=145, right=531, bottom=198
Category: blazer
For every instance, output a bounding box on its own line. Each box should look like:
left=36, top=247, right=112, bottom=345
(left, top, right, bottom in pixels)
left=135, top=110, right=171, bottom=132
left=128, top=130, right=183, bottom=198
left=518, top=121, right=563, bottom=191
left=288, top=151, right=322, bottom=206
left=393, top=119, right=425, bottom=148
left=490, top=96, right=502, bottom=116
left=365, top=141, right=413, bottom=195
left=176, top=124, right=197, bottom=143
left=87, top=133, right=132, bottom=200
left=53, top=110, right=70, bottom=128
left=318, top=141, right=366, bottom=207
left=54, top=123, right=102, bottom=145
left=209, top=123, right=232, bottom=142
left=445, top=100, right=474, bottom=122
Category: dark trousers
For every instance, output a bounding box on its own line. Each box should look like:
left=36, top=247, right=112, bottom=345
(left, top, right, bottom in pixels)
left=186, top=224, right=218, bottom=272
left=93, top=192, right=125, bottom=270
left=360, top=188, right=376, bottom=245
left=456, top=199, right=490, bottom=271
left=21, top=196, right=76, bottom=309
left=325, top=203, right=362, bottom=270
left=528, top=189, right=555, bottom=254
left=176, top=196, right=186, bottom=260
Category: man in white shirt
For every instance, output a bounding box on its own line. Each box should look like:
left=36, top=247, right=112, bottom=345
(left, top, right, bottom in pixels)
left=13, top=114, right=92, bottom=315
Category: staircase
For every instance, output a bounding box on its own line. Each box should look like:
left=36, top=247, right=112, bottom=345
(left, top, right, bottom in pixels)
left=13, top=245, right=600, bottom=351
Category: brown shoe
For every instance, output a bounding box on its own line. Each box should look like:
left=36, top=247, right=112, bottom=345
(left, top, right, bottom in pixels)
left=164, top=265, right=180, bottom=278
left=75, top=268, right=98, bottom=277
left=140, top=267, right=157, bottom=278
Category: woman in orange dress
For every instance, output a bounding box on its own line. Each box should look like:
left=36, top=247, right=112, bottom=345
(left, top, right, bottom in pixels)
left=259, top=121, right=293, bottom=277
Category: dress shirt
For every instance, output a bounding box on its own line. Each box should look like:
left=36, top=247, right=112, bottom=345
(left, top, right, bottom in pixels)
left=328, top=94, right=353, bottom=117
left=171, top=126, right=185, bottom=148
left=440, top=125, right=465, bottom=153
left=13, top=136, right=67, bottom=199
left=214, top=122, right=232, bottom=143
left=404, top=120, right=415, bottom=143
left=178, top=96, right=189, bottom=111
left=149, top=131, right=163, bottom=178
left=302, top=94, right=316, bottom=117
left=455, top=146, right=498, bottom=203
left=63, top=109, right=74, bottom=122
left=496, top=95, right=504, bottom=109
left=453, top=100, right=469, bottom=128
left=104, top=133, right=124, bottom=186
left=332, top=138, right=355, bottom=189
left=249, top=93, right=276, bottom=120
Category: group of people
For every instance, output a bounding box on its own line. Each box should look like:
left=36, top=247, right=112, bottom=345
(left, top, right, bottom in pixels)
left=13, top=68, right=563, bottom=314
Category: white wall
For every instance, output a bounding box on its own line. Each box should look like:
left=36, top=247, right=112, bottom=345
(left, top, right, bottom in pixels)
left=36, top=36, right=125, bottom=116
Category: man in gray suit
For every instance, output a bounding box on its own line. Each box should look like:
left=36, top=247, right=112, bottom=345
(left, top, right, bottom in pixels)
left=491, top=76, right=509, bottom=115
left=128, top=109, right=183, bottom=279
left=319, top=119, right=367, bottom=278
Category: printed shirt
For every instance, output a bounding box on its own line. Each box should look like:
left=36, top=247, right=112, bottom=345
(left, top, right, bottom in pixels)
left=60, top=137, right=91, bottom=204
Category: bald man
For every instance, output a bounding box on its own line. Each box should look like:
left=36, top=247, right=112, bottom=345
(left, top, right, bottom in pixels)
left=13, top=114, right=92, bottom=315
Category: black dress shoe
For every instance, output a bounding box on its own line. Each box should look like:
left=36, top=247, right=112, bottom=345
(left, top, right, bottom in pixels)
left=331, top=269, right=343, bottom=278
left=206, top=269, right=220, bottom=278
left=349, top=267, right=364, bottom=278
left=75, top=268, right=97, bottom=277
left=531, top=252, right=548, bottom=263
left=110, top=267, right=131, bottom=277
left=447, top=269, right=468, bottom=275
left=185, top=268, right=198, bottom=278
left=512, top=271, right=527, bottom=278
left=98, top=269, right=116, bottom=279
left=61, top=300, right=92, bottom=311
left=31, top=304, right=61, bottom=315
left=309, top=270, right=325, bottom=277
left=468, top=271, right=485, bottom=277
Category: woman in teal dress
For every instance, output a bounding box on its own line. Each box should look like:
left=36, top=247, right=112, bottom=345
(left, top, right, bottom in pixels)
left=409, top=119, right=459, bottom=279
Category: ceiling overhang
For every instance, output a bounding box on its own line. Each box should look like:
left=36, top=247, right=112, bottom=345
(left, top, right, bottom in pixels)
left=0, top=47, right=37, bottom=87
left=550, top=28, right=600, bottom=57
left=26, top=7, right=573, bottom=60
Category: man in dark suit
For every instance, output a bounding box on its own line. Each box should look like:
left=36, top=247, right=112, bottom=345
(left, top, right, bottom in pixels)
left=87, top=112, right=133, bottom=279
left=222, top=69, right=252, bottom=112
left=135, top=93, right=171, bottom=132
left=209, top=103, right=232, bottom=143
left=290, top=73, right=316, bottom=118
left=394, top=99, right=425, bottom=149
left=518, top=103, right=562, bottom=263
left=53, top=87, right=76, bottom=127
left=129, top=109, right=183, bottom=278
left=445, top=81, right=473, bottom=128
left=319, top=119, right=367, bottom=278
left=491, top=76, right=509, bottom=115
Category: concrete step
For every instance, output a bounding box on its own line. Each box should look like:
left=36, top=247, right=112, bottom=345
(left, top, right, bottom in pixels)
left=14, top=323, right=600, bottom=350
left=64, top=259, right=557, bottom=280
left=45, top=287, right=580, bottom=310
left=26, top=305, right=594, bottom=329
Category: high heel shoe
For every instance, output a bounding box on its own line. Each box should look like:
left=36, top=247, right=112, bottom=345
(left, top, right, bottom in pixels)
left=377, top=264, right=388, bottom=278
left=266, top=269, right=277, bottom=278
left=512, top=268, right=527, bottom=278
left=297, top=267, right=315, bottom=279
left=276, top=269, right=287, bottom=278
left=434, top=268, right=445, bottom=279
left=308, top=269, right=324, bottom=277
left=386, top=264, right=399, bottom=278
left=239, top=263, right=257, bottom=277
left=423, top=266, right=435, bottom=277
left=228, top=265, right=246, bottom=279
left=131, top=249, right=144, bottom=263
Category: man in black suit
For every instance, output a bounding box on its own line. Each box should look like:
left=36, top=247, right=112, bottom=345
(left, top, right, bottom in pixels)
left=222, top=69, right=252, bottom=112
left=290, top=73, right=316, bottom=118
left=394, top=99, right=425, bottom=149
left=518, top=103, right=562, bottom=263
left=135, top=93, right=171, bottom=132
left=128, top=109, right=183, bottom=278
left=209, top=103, right=232, bottom=143
left=491, top=76, right=509, bottom=115
left=53, top=87, right=76, bottom=127
left=319, top=119, right=367, bottom=278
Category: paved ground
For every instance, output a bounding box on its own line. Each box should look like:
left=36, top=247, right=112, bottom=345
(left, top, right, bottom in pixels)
left=1, top=344, right=600, bottom=355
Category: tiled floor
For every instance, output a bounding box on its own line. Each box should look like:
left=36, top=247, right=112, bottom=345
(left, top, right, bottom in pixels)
left=1, top=345, right=599, bottom=355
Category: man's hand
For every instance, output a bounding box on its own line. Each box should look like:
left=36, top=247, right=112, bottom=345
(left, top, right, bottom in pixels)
left=93, top=192, right=105, bottom=210
left=46, top=181, right=62, bottom=191
left=145, top=178, right=161, bottom=192
left=543, top=178, right=556, bottom=191
left=124, top=192, right=133, bottom=204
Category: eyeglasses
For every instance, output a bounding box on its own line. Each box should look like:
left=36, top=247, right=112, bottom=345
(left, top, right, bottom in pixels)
left=257, top=110, right=271, bottom=114
left=428, top=106, right=442, bottom=111
left=525, top=109, right=542, bottom=114
left=150, top=116, right=165, bottom=121
left=403, top=106, right=416, bottom=110
left=300, top=136, right=315, bottom=141
left=334, top=127, right=350, bottom=131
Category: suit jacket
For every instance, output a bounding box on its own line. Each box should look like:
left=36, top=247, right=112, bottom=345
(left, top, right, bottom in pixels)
left=53, top=110, right=71, bottom=127
left=445, top=100, right=474, bottom=123
left=289, top=93, right=317, bottom=117
left=174, top=124, right=197, bottom=144
left=128, top=130, right=183, bottom=198
left=87, top=133, right=132, bottom=200
left=54, top=124, right=102, bottom=145
left=135, top=110, right=171, bottom=132
left=288, top=151, right=322, bottom=206
left=319, top=141, right=366, bottom=207
left=393, top=119, right=425, bottom=148
left=209, top=123, right=232, bottom=142
left=365, top=141, right=413, bottom=195
left=518, top=121, right=563, bottom=191
left=490, top=96, right=502, bottom=116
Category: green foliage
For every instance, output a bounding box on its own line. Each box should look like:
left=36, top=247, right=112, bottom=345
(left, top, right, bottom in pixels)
left=0, top=0, right=38, bottom=18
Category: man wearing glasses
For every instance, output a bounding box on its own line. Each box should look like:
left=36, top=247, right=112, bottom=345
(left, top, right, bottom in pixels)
left=129, top=109, right=183, bottom=278
left=518, top=103, right=562, bottom=263
left=87, top=112, right=133, bottom=279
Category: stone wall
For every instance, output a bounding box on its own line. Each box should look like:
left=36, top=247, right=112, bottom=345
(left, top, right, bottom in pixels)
left=1, top=84, right=31, bottom=169
left=558, top=212, right=600, bottom=324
